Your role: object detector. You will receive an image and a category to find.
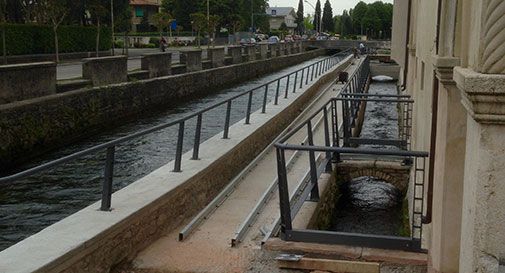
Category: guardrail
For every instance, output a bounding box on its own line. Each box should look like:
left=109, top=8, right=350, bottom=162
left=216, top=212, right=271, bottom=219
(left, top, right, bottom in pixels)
left=0, top=51, right=351, bottom=212
left=272, top=56, right=429, bottom=252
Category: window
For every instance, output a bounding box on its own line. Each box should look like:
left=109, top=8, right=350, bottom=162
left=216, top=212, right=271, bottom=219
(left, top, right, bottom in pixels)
left=135, top=7, right=144, bottom=17
left=271, top=9, right=277, bottom=16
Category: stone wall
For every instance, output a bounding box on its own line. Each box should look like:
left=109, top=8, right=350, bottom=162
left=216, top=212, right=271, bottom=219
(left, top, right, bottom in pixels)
left=0, top=49, right=326, bottom=169
left=0, top=62, right=56, bottom=104
left=140, top=52, right=172, bottom=78
left=82, top=56, right=128, bottom=86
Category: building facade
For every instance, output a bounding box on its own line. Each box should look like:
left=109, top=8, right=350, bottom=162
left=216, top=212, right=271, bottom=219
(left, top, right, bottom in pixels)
left=130, top=0, right=161, bottom=32
left=266, top=7, right=297, bottom=34
left=392, top=0, right=505, bottom=273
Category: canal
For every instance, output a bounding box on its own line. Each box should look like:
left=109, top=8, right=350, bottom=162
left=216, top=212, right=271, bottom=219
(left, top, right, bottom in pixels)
left=330, top=80, right=405, bottom=236
left=0, top=57, right=326, bottom=251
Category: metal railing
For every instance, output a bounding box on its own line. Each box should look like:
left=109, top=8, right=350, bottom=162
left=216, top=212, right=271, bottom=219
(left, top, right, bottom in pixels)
left=272, top=56, right=429, bottom=252
left=0, top=51, right=352, bottom=212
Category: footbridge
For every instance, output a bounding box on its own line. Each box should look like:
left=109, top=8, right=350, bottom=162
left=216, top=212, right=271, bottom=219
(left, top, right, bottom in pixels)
left=0, top=52, right=428, bottom=273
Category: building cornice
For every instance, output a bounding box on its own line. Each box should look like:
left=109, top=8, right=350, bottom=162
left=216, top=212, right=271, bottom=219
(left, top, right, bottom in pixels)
left=432, top=55, right=460, bottom=86
left=454, top=67, right=505, bottom=125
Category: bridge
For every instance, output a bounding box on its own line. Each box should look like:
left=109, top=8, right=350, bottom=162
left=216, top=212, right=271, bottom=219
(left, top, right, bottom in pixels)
left=0, top=49, right=429, bottom=273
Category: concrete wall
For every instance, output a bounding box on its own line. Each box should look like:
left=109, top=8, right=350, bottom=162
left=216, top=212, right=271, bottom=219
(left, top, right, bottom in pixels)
left=370, top=63, right=401, bottom=80
left=0, top=62, right=56, bottom=104
left=0, top=49, right=326, bottom=169
left=0, top=55, right=352, bottom=273
left=82, top=56, right=128, bottom=86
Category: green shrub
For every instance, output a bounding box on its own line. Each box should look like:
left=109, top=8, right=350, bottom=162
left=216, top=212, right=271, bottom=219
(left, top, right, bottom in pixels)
left=145, top=43, right=156, bottom=48
left=0, top=24, right=112, bottom=55
left=149, top=37, right=160, bottom=47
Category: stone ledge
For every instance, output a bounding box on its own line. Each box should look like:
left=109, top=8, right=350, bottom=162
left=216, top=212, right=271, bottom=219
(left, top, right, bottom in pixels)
left=454, top=67, right=505, bottom=124
left=432, top=55, right=460, bottom=85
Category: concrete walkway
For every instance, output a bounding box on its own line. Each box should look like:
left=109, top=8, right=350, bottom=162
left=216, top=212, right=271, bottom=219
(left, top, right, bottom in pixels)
left=127, top=60, right=360, bottom=273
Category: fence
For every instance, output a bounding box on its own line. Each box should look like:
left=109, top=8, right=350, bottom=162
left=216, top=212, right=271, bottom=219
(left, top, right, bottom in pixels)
left=0, top=51, right=351, bottom=213
left=272, top=56, right=429, bottom=252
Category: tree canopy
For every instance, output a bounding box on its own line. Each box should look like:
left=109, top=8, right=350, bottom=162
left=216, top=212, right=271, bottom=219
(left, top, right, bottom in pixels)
left=334, top=1, right=393, bottom=39
left=321, top=0, right=333, bottom=33
left=295, top=0, right=304, bottom=34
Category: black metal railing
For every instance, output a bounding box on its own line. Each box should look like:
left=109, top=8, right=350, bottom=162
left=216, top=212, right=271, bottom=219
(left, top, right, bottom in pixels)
left=273, top=56, right=429, bottom=252
left=0, top=51, right=352, bottom=212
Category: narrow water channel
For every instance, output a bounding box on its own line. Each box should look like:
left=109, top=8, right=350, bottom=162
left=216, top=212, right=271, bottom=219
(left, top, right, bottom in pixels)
left=330, top=80, right=405, bottom=236
left=0, top=57, right=326, bottom=251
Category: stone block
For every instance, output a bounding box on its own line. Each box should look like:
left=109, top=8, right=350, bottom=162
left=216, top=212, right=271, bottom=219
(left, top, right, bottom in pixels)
left=0, top=62, right=56, bottom=104
left=286, top=43, right=293, bottom=55
left=278, top=43, right=286, bottom=56
left=181, top=50, right=203, bottom=72
left=82, top=56, right=127, bottom=86
left=228, top=46, right=243, bottom=64
left=141, top=52, right=172, bottom=78
left=259, top=43, right=269, bottom=59
left=208, top=47, right=225, bottom=68
left=269, top=44, right=278, bottom=58
left=245, top=45, right=257, bottom=61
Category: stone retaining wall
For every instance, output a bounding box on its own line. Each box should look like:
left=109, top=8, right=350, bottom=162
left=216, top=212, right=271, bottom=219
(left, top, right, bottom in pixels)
left=0, top=49, right=326, bottom=169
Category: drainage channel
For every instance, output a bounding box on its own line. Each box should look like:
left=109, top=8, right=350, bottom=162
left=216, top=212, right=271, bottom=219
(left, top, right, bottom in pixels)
left=0, top=57, right=327, bottom=251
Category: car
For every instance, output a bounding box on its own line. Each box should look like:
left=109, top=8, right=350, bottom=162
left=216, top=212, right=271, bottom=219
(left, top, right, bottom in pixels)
left=240, top=38, right=257, bottom=45
left=268, top=36, right=280, bottom=44
left=255, top=34, right=267, bottom=41
left=284, top=35, right=294, bottom=42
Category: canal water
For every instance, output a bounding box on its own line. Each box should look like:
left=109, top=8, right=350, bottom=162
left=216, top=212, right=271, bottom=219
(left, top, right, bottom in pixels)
left=330, top=81, right=404, bottom=236
left=0, top=57, right=326, bottom=251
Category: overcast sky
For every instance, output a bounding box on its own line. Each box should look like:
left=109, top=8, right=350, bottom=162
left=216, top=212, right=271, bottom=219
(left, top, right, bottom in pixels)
left=268, top=0, right=394, bottom=16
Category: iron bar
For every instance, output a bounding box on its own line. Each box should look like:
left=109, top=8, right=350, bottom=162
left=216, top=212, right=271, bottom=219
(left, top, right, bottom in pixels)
left=245, top=91, right=253, bottom=124
left=277, top=148, right=293, bottom=235
left=223, top=101, right=232, bottom=139
left=100, top=146, right=115, bottom=211
left=284, top=74, right=290, bottom=98
left=262, top=84, right=268, bottom=113
left=306, top=121, right=319, bottom=200
left=322, top=107, right=332, bottom=172
left=192, top=114, right=203, bottom=159
left=274, top=79, right=280, bottom=105
left=293, top=71, right=298, bottom=93
left=173, top=121, right=185, bottom=172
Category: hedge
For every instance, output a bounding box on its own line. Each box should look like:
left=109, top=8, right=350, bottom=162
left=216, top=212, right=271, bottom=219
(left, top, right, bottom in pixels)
left=0, top=24, right=112, bottom=56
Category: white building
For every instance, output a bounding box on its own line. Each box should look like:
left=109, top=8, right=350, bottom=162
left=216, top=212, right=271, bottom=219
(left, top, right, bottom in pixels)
left=266, top=7, right=298, bottom=34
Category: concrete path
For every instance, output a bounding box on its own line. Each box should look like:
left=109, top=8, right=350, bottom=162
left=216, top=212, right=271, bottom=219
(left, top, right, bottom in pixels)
left=57, top=47, right=210, bottom=80
left=128, top=59, right=361, bottom=273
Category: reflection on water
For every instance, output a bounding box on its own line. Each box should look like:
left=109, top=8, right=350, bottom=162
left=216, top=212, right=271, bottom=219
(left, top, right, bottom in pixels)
left=0, top=57, right=326, bottom=251
left=330, top=176, right=402, bottom=235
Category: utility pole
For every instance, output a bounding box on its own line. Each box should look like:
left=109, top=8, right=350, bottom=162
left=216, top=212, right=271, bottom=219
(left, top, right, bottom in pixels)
left=111, top=0, right=115, bottom=56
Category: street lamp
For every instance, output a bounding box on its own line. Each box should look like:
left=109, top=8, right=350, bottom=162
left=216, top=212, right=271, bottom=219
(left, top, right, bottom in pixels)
left=304, top=0, right=321, bottom=33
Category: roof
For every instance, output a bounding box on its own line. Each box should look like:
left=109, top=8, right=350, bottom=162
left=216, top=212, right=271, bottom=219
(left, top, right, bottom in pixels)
left=130, top=0, right=160, bottom=6
left=266, top=7, right=296, bottom=17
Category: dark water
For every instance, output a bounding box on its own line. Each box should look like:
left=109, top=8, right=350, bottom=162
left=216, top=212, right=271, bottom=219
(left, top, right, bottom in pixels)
left=331, top=81, right=404, bottom=236
left=0, top=57, right=326, bottom=251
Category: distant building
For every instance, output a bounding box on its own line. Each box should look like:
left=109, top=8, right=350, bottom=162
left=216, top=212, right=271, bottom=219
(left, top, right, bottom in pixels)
left=266, top=7, right=297, bottom=34
left=130, top=0, right=161, bottom=32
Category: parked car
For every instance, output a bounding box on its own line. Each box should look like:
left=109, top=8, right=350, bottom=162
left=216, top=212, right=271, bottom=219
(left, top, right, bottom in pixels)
left=293, top=35, right=302, bottom=40
left=268, top=36, right=280, bottom=44
left=240, top=38, right=257, bottom=45
left=255, top=34, right=268, bottom=41
left=284, top=35, right=294, bottom=42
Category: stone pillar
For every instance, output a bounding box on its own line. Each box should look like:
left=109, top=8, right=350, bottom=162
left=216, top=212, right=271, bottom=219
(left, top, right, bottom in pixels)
left=208, top=47, right=225, bottom=68
left=259, top=43, right=269, bottom=59
left=82, top=56, right=127, bottom=86
left=0, top=62, right=56, bottom=104
left=182, top=49, right=202, bottom=72
left=454, top=66, right=505, bottom=273
left=141, top=52, right=172, bottom=78
left=228, top=46, right=243, bottom=64
left=292, top=42, right=300, bottom=54
left=278, top=43, right=285, bottom=56
left=269, top=44, right=278, bottom=58
left=245, top=45, right=256, bottom=61
left=429, top=56, right=465, bottom=273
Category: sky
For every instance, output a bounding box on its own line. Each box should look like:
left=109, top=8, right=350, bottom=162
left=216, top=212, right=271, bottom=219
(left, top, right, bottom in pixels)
left=268, top=0, right=394, bottom=16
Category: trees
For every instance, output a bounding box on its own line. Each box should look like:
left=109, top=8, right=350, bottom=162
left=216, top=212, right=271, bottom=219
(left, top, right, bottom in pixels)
left=352, top=1, right=367, bottom=35
left=190, top=12, right=206, bottom=47
left=340, top=10, right=352, bottom=36
left=207, top=15, right=220, bottom=47
left=88, top=0, right=108, bottom=57
left=153, top=11, right=173, bottom=38
left=304, top=15, right=314, bottom=32
left=314, top=0, right=321, bottom=32
left=295, top=0, right=304, bottom=35
left=34, top=0, right=68, bottom=62
left=321, top=0, right=333, bottom=33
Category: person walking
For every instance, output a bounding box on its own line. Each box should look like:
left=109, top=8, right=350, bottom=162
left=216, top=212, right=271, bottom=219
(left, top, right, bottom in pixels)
left=160, top=37, right=168, bottom=52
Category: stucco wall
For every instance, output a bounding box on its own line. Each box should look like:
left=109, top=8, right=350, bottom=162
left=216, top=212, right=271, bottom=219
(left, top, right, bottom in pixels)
left=0, top=49, right=326, bottom=169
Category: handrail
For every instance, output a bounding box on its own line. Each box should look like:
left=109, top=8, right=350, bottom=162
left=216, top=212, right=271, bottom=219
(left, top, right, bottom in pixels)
left=0, top=50, right=352, bottom=211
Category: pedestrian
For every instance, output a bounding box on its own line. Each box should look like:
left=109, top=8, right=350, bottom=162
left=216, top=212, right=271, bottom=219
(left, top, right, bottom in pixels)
left=160, top=37, right=168, bottom=52
left=359, top=43, right=365, bottom=54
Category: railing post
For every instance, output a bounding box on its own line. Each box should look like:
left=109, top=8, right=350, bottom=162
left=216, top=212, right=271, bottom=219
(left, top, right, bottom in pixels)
left=331, top=99, right=341, bottom=162
left=274, top=79, right=280, bottom=105
left=300, top=68, right=304, bottom=88
left=323, top=107, right=332, bottom=173
left=284, top=74, right=290, bottom=98
left=310, top=64, right=315, bottom=81
left=305, top=66, right=310, bottom=85
left=192, top=114, right=202, bottom=159
left=307, top=120, right=320, bottom=201
left=245, top=91, right=253, bottom=124
left=342, top=98, right=350, bottom=147
left=293, top=71, right=298, bottom=93
left=276, top=147, right=293, bottom=238
left=173, top=121, right=185, bottom=172
left=101, top=146, right=115, bottom=211
left=262, top=84, right=268, bottom=114
left=223, top=101, right=232, bottom=139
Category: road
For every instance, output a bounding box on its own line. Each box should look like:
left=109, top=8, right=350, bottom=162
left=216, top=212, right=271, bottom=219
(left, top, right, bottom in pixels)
left=57, top=47, right=209, bottom=80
